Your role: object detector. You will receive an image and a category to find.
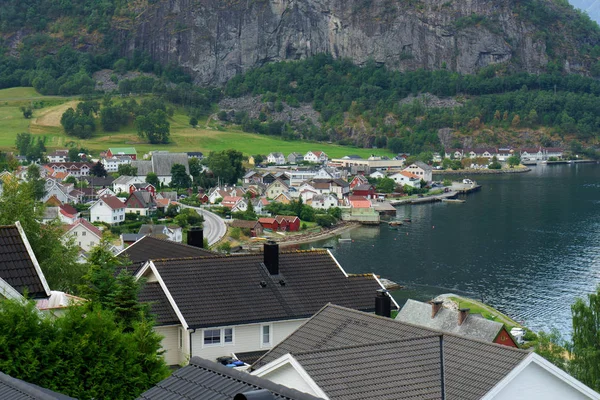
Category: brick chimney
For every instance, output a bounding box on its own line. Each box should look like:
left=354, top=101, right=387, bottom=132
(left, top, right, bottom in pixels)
left=458, top=308, right=470, bottom=326
left=264, top=241, right=279, bottom=275
left=431, top=300, right=443, bottom=318
left=187, top=227, right=204, bottom=248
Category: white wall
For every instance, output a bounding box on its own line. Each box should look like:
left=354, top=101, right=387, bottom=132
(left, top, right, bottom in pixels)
left=155, top=325, right=181, bottom=366
left=190, top=319, right=306, bottom=362
left=490, top=362, right=594, bottom=400
left=260, top=363, right=320, bottom=397
left=66, top=225, right=100, bottom=252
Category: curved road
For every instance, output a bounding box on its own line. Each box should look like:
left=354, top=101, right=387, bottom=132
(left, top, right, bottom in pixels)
left=181, top=205, right=227, bottom=246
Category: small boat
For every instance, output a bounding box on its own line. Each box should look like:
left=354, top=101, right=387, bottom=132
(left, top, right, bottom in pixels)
left=338, top=238, right=352, bottom=242
left=442, top=199, right=466, bottom=203
left=403, top=218, right=412, bottom=223
left=388, top=221, right=403, bottom=227
left=322, top=245, right=334, bottom=249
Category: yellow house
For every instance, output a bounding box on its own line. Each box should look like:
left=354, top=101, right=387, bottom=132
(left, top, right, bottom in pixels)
left=266, top=178, right=289, bottom=199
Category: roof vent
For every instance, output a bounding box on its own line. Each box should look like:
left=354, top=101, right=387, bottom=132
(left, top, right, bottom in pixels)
left=279, top=280, right=286, bottom=286
left=259, top=281, right=267, bottom=288
left=234, top=389, right=276, bottom=400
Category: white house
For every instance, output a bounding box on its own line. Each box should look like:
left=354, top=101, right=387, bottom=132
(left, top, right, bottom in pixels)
left=402, top=161, right=432, bottom=183
left=89, top=195, right=125, bottom=225
left=308, top=194, right=339, bottom=210
left=47, top=150, right=69, bottom=163
left=251, top=304, right=600, bottom=400
left=314, top=167, right=341, bottom=180
left=102, top=156, right=133, bottom=173
left=267, top=153, right=286, bottom=165
left=134, top=243, right=391, bottom=366
left=369, top=170, right=386, bottom=179
left=389, top=171, right=421, bottom=188
left=138, top=224, right=183, bottom=243
left=266, top=179, right=290, bottom=199
left=63, top=218, right=103, bottom=252
left=45, top=162, right=92, bottom=177
left=303, top=151, right=328, bottom=164
left=42, top=180, right=81, bottom=204
left=132, top=152, right=191, bottom=186
left=113, top=175, right=144, bottom=194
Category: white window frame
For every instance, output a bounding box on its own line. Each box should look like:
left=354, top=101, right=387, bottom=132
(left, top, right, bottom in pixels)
left=202, top=327, right=235, bottom=348
left=260, top=324, right=273, bottom=348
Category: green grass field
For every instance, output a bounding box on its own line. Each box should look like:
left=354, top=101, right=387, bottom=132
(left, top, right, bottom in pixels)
left=0, top=87, right=393, bottom=159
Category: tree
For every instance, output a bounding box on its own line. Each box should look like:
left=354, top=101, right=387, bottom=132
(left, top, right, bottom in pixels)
left=68, top=147, right=81, bottom=162
left=25, top=164, right=46, bottom=200
left=146, top=172, right=160, bottom=188
left=20, top=105, right=33, bottom=119
left=569, top=286, right=600, bottom=391
left=15, top=132, right=32, bottom=156
left=135, top=110, right=170, bottom=144
left=488, top=155, right=502, bottom=170
left=189, top=157, right=202, bottom=178
left=205, top=150, right=246, bottom=184
left=189, top=116, right=198, bottom=127
left=64, top=176, right=78, bottom=185
left=376, top=177, right=396, bottom=193
left=0, top=179, right=83, bottom=291
left=252, top=154, right=265, bottom=165
left=91, top=161, right=108, bottom=177
left=170, top=164, right=191, bottom=188
left=118, top=164, right=138, bottom=177
left=535, top=328, right=568, bottom=372
left=507, top=155, right=521, bottom=167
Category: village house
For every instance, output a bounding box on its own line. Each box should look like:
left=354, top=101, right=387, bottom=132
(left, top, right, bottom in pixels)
left=129, top=182, right=156, bottom=197
left=287, top=169, right=317, bottom=187
left=389, top=171, right=422, bottom=188
left=221, top=196, right=248, bottom=212
left=303, top=150, right=328, bottom=164
left=402, top=161, right=432, bottom=183
left=46, top=149, right=69, bottom=163
left=101, top=155, right=133, bottom=173
left=352, top=183, right=377, bottom=199
left=369, top=170, right=386, bottom=179
left=106, top=147, right=137, bottom=160
left=396, top=299, right=519, bottom=347
left=287, top=152, right=304, bottom=164
left=112, top=175, right=144, bottom=194
left=42, top=204, right=79, bottom=225
left=45, top=162, right=93, bottom=177
left=275, top=215, right=301, bottom=232
left=125, top=191, right=157, bottom=216
left=63, top=218, right=103, bottom=252
left=252, top=197, right=270, bottom=215
left=308, top=194, right=339, bottom=210
left=135, top=241, right=392, bottom=366
left=89, top=195, right=126, bottom=225
left=343, top=197, right=380, bottom=224
left=267, top=152, right=286, bottom=165
left=314, top=166, right=342, bottom=180
left=266, top=178, right=289, bottom=199
left=230, top=220, right=264, bottom=237
left=251, top=303, right=600, bottom=400
left=132, top=152, right=190, bottom=186
left=138, top=224, right=183, bottom=243
left=272, top=192, right=292, bottom=205
left=243, top=171, right=263, bottom=185
left=118, top=234, right=214, bottom=267
left=349, top=174, right=369, bottom=189
left=258, top=217, right=279, bottom=231
left=305, top=178, right=350, bottom=198
left=42, top=180, right=82, bottom=204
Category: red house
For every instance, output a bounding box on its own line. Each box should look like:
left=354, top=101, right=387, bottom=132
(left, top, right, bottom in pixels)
left=349, top=175, right=369, bottom=189
left=276, top=215, right=301, bottom=232
left=258, top=217, right=279, bottom=231
left=106, top=147, right=137, bottom=160
left=129, top=183, right=156, bottom=197
left=352, top=184, right=377, bottom=199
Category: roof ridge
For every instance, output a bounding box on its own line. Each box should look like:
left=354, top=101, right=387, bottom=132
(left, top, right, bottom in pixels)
left=291, top=334, right=444, bottom=357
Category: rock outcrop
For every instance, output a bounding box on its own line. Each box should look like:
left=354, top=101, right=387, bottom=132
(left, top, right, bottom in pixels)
left=119, top=0, right=553, bottom=85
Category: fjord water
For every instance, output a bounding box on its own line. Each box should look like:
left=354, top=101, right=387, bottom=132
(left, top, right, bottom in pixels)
left=307, top=164, right=600, bottom=335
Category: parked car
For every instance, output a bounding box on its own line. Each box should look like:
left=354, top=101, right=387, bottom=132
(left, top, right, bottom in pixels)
left=462, top=179, right=474, bottom=185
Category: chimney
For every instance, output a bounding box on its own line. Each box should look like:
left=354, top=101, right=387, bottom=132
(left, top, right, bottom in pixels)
left=264, top=241, right=279, bottom=275
left=375, top=289, right=391, bottom=318
left=431, top=300, right=443, bottom=318
left=234, top=390, right=276, bottom=400
left=458, top=308, right=470, bottom=326
left=187, top=226, right=204, bottom=248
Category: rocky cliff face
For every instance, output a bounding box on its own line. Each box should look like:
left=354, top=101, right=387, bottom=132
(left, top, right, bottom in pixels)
left=120, top=0, right=551, bottom=85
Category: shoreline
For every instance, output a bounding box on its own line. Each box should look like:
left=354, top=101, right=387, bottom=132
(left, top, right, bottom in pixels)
left=276, top=222, right=361, bottom=248
left=433, top=167, right=531, bottom=175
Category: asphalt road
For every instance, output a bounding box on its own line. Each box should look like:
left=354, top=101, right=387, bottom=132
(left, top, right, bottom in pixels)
left=181, top=205, right=227, bottom=246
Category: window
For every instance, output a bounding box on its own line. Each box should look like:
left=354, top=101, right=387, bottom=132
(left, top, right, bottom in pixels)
left=179, top=328, right=184, bottom=349
left=113, top=216, right=117, bottom=221
left=74, top=232, right=78, bottom=236
left=261, top=324, right=271, bottom=347
left=82, top=231, right=86, bottom=236
left=204, top=329, right=221, bottom=345
left=224, top=328, right=233, bottom=343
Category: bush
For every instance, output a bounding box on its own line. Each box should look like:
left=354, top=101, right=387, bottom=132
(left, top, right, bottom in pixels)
left=230, top=227, right=241, bottom=240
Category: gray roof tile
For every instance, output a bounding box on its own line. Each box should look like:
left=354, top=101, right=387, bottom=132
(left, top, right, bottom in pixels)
left=137, top=357, right=322, bottom=400
left=396, top=299, right=504, bottom=342
left=0, top=372, right=76, bottom=400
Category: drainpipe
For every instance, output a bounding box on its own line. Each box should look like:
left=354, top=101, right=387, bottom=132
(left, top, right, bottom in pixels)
left=188, top=328, right=196, bottom=361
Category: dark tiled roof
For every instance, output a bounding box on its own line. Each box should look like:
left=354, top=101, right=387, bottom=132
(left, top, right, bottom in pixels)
left=233, top=350, right=269, bottom=365
left=292, top=337, right=443, bottom=400
left=396, top=299, right=504, bottom=342
left=253, top=305, right=529, bottom=400
left=119, top=236, right=215, bottom=274
left=138, top=357, right=322, bottom=400
left=230, top=220, right=261, bottom=229
left=149, top=251, right=384, bottom=328
left=0, top=224, right=49, bottom=299
left=139, top=282, right=180, bottom=325
left=0, top=372, right=76, bottom=400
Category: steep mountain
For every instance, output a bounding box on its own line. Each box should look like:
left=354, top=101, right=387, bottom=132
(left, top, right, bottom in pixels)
left=115, top=0, right=599, bottom=85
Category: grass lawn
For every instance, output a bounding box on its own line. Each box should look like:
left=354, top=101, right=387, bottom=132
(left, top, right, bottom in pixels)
left=0, top=87, right=394, bottom=159
left=449, top=296, right=522, bottom=329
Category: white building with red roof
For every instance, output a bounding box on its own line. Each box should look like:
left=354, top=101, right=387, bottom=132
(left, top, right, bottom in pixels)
left=63, top=218, right=103, bottom=252
left=89, top=195, right=126, bottom=225
left=389, top=171, right=422, bottom=188
left=304, top=151, right=329, bottom=164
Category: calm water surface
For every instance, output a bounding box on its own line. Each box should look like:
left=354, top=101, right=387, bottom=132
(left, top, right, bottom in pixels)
left=305, top=164, right=600, bottom=335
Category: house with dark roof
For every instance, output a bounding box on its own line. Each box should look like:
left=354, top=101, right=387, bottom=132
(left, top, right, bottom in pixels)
left=252, top=304, right=600, bottom=400
left=0, top=371, right=77, bottom=400
left=287, top=152, right=304, bottom=164
left=402, top=161, right=433, bottom=182
left=230, top=220, right=264, bottom=237
left=138, top=224, right=182, bottom=243
left=112, top=175, right=144, bottom=194
left=138, top=356, right=321, bottom=400
left=134, top=242, right=394, bottom=366
left=0, top=222, right=51, bottom=301
left=396, top=299, right=519, bottom=348
left=125, top=191, right=157, bottom=216
left=132, top=152, right=190, bottom=186
left=89, top=195, right=125, bottom=225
